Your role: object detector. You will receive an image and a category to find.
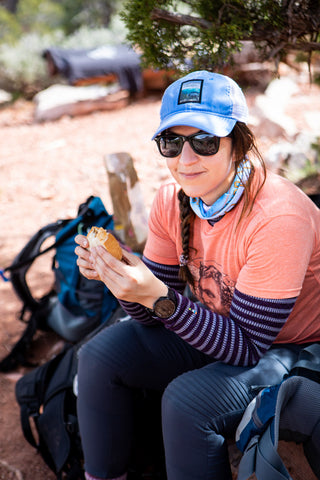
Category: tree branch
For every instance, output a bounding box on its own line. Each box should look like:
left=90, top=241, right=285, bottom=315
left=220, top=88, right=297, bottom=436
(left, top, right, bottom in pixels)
left=151, top=8, right=212, bottom=29
left=289, top=40, right=320, bottom=52
left=149, top=6, right=320, bottom=59
left=179, top=0, right=196, bottom=6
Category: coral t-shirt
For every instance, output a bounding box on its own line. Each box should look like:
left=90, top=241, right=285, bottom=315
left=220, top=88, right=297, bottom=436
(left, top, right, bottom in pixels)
left=144, top=171, right=320, bottom=344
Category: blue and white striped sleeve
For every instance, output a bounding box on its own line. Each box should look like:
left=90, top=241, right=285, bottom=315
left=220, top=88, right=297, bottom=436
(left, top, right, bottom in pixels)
left=162, top=288, right=296, bottom=366
left=119, top=257, right=297, bottom=366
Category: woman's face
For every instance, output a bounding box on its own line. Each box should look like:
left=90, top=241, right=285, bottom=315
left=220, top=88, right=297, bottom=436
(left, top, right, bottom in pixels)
left=165, top=126, right=235, bottom=205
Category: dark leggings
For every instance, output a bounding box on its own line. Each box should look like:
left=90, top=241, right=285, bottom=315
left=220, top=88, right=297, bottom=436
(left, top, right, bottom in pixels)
left=77, top=320, right=302, bottom=480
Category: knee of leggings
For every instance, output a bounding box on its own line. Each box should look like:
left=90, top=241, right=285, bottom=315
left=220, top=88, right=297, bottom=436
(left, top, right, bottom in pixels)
left=77, top=326, right=125, bottom=396
left=161, top=375, right=210, bottom=443
left=77, top=342, right=111, bottom=399
left=78, top=321, right=137, bottom=378
left=161, top=375, right=233, bottom=480
left=162, top=376, right=193, bottom=423
left=161, top=368, right=251, bottom=440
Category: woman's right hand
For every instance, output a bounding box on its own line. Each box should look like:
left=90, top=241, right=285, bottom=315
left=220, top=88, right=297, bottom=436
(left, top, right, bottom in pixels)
left=74, top=234, right=100, bottom=280
left=75, top=234, right=168, bottom=308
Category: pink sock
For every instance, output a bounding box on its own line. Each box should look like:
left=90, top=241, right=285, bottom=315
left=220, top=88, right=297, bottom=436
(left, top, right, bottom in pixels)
left=85, top=472, right=127, bottom=480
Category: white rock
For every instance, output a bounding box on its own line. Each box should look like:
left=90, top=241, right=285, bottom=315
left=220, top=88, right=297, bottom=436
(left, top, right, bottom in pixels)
left=264, top=132, right=319, bottom=180
left=255, top=77, right=299, bottom=136
left=33, top=83, right=127, bottom=122
left=0, top=89, right=12, bottom=104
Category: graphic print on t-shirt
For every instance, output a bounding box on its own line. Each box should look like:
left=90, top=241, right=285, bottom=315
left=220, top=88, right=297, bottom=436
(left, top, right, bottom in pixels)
left=190, top=260, right=235, bottom=316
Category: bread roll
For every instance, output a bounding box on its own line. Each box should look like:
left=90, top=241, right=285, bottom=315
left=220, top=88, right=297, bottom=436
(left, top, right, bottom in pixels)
left=87, top=227, right=122, bottom=260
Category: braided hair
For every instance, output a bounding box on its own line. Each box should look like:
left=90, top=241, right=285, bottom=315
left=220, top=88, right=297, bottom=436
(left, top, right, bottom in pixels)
left=178, top=188, right=196, bottom=287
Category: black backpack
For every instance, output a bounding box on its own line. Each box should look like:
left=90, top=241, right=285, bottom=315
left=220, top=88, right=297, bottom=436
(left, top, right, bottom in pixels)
left=16, top=344, right=83, bottom=480
left=15, top=317, right=166, bottom=480
left=0, top=196, right=120, bottom=372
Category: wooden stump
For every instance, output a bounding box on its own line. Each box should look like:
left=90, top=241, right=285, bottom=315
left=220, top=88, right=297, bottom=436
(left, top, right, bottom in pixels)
left=104, top=152, right=149, bottom=254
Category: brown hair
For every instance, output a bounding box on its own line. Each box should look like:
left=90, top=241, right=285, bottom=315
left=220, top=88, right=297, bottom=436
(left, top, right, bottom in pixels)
left=178, top=122, right=266, bottom=286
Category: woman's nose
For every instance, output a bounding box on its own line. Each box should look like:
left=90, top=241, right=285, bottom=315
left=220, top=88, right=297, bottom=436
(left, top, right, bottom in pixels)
left=179, top=141, right=198, bottom=164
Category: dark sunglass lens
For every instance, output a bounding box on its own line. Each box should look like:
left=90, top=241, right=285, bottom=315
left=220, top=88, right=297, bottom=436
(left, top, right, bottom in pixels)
left=159, top=136, right=182, bottom=157
left=191, top=134, right=220, bottom=155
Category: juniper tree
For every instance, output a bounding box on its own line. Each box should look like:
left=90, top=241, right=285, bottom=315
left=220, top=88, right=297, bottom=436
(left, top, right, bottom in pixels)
left=121, top=0, right=320, bottom=73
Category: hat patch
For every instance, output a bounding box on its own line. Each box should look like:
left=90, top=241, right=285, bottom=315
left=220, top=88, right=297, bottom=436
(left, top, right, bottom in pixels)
left=178, top=79, right=203, bottom=105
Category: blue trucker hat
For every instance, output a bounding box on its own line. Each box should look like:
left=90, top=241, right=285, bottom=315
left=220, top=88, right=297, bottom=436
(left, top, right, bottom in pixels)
left=152, top=70, right=248, bottom=139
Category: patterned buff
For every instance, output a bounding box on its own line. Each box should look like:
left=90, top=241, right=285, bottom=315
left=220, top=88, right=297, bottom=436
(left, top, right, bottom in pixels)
left=190, top=158, right=251, bottom=221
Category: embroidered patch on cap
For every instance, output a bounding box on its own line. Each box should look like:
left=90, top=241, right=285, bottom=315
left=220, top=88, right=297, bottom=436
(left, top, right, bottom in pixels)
left=178, top=79, right=203, bottom=104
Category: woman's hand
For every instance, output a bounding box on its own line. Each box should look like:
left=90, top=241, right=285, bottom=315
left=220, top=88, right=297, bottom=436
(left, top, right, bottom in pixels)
left=75, top=234, right=100, bottom=280
left=74, top=234, right=167, bottom=308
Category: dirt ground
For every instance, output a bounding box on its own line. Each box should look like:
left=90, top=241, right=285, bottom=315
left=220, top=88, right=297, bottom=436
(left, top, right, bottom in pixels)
left=0, top=71, right=320, bottom=480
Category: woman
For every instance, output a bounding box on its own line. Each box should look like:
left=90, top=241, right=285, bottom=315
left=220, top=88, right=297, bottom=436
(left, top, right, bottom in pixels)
left=75, top=70, right=320, bottom=480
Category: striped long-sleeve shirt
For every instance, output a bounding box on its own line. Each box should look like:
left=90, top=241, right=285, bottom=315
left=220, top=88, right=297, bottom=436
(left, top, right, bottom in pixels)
left=119, top=257, right=297, bottom=367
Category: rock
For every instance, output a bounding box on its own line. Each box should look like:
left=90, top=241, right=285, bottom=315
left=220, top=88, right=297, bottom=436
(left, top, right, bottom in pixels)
left=0, top=459, right=23, bottom=480
left=224, top=41, right=274, bottom=89
left=255, top=77, right=299, bottom=136
left=249, top=112, right=287, bottom=140
left=232, top=62, right=273, bottom=89
left=264, top=132, right=319, bottom=180
left=0, top=89, right=12, bottom=106
left=33, top=83, right=130, bottom=122
left=231, top=41, right=262, bottom=65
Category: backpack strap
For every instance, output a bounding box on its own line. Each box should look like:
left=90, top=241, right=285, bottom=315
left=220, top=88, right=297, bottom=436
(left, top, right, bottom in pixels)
left=3, top=195, right=99, bottom=279
left=237, top=377, right=298, bottom=480
left=0, top=293, right=53, bottom=372
left=0, top=311, right=38, bottom=372
left=4, top=220, right=68, bottom=275
left=237, top=373, right=320, bottom=480
left=238, top=423, right=293, bottom=480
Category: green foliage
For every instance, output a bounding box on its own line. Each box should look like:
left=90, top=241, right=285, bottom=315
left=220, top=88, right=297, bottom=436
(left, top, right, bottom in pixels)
left=120, top=1, right=174, bottom=67
left=17, top=0, right=65, bottom=33
left=0, top=31, right=62, bottom=95
left=0, top=0, right=128, bottom=97
left=61, top=17, right=127, bottom=49
left=0, top=0, right=124, bottom=42
left=0, top=0, right=66, bottom=42
left=311, top=138, right=320, bottom=163
left=53, top=0, right=122, bottom=35
left=314, top=72, right=320, bottom=86
left=0, top=6, right=21, bottom=43
left=120, top=0, right=320, bottom=73
left=120, top=0, right=252, bottom=71
left=0, top=17, right=128, bottom=96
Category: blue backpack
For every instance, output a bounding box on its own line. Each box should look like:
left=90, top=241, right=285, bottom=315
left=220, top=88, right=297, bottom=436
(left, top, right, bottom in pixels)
left=0, top=196, right=120, bottom=372
left=236, top=343, right=320, bottom=480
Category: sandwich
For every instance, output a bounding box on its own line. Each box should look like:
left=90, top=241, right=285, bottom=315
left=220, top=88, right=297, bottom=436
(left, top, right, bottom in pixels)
left=87, top=227, right=122, bottom=261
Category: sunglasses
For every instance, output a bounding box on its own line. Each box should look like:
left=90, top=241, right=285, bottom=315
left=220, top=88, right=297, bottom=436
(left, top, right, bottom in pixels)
left=154, top=131, right=224, bottom=158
